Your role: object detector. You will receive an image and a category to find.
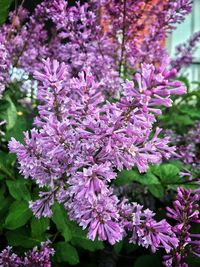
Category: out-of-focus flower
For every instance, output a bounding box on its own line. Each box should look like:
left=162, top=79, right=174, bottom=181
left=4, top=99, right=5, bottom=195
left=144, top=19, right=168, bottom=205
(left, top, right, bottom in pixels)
left=163, top=187, right=200, bottom=266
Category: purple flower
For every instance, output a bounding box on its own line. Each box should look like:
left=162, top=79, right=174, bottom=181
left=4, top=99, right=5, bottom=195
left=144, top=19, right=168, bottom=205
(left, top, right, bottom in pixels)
left=0, top=246, right=22, bottom=267
left=116, top=200, right=178, bottom=252
left=4, top=0, right=192, bottom=252
left=163, top=187, right=200, bottom=266
left=67, top=189, right=123, bottom=245
left=171, top=31, right=200, bottom=72
left=29, top=191, right=55, bottom=218
left=0, top=42, right=10, bottom=97
left=23, top=241, right=54, bottom=267
left=9, top=58, right=185, bottom=246
left=0, top=242, right=54, bottom=267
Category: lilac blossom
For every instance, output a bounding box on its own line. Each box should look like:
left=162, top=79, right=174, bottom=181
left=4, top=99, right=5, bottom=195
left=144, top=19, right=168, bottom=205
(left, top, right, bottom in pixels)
left=171, top=31, right=200, bottom=72
left=29, top=191, right=55, bottom=218
left=0, top=42, right=10, bottom=97
left=164, top=121, right=200, bottom=179
left=118, top=200, right=178, bottom=252
left=0, top=0, right=195, bottom=256
left=0, top=0, right=192, bottom=95
left=9, top=58, right=185, bottom=249
left=0, top=246, right=22, bottom=267
left=163, top=187, right=200, bottom=266
left=0, top=242, right=54, bottom=267
left=96, top=0, right=192, bottom=70
left=23, top=241, right=54, bottom=267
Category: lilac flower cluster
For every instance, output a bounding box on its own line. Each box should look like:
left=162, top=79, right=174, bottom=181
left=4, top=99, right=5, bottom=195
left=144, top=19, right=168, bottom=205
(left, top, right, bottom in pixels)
left=119, top=200, right=178, bottom=252
left=9, top=57, right=185, bottom=252
left=163, top=187, right=200, bottom=267
left=0, top=41, right=10, bottom=98
left=0, top=0, right=193, bottom=95
left=96, top=0, right=192, bottom=70
left=165, top=121, right=200, bottom=178
left=171, top=31, right=200, bottom=72
left=0, top=0, right=197, bottom=260
left=0, top=0, right=121, bottom=95
left=0, top=241, right=54, bottom=267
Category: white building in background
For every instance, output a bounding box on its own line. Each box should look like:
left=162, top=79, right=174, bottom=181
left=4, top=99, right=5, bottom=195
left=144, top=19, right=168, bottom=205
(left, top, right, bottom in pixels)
left=168, top=0, right=200, bottom=81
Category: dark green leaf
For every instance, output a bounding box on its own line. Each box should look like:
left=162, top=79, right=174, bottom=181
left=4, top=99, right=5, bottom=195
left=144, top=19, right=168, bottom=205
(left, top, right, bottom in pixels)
left=6, top=228, right=41, bottom=248
left=31, top=217, right=49, bottom=238
left=0, top=0, right=14, bottom=25
left=147, top=184, right=164, bottom=198
left=0, top=95, right=17, bottom=130
left=6, top=180, right=31, bottom=201
left=4, top=112, right=31, bottom=142
left=66, top=219, right=104, bottom=251
left=5, top=200, right=32, bottom=229
left=55, top=242, right=79, bottom=265
left=116, top=170, right=138, bottom=185
left=52, top=203, right=72, bottom=241
left=116, top=169, right=160, bottom=186
left=0, top=152, right=15, bottom=179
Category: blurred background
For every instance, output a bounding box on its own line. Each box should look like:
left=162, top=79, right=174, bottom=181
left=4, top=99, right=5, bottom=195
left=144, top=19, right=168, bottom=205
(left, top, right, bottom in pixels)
left=168, top=0, right=200, bottom=81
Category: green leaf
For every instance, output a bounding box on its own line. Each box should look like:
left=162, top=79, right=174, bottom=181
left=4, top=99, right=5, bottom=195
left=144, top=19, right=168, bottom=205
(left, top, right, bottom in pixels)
left=52, top=203, right=72, bottom=242
left=31, top=217, right=49, bottom=239
left=5, top=200, right=32, bottom=229
left=71, top=237, right=104, bottom=252
left=5, top=113, right=31, bottom=142
left=0, top=152, right=15, bottom=179
left=116, top=170, right=137, bottom=185
left=55, top=242, right=79, bottom=265
left=171, top=115, right=193, bottom=126
left=0, top=195, right=13, bottom=231
left=147, top=184, right=164, bottom=198
left=151, top=164, right=181, bottom=184
left=180, top=106, right=200, bottom=119
left=0, top=0, right=14, bottom=24
left=1, top=95, right=17, bottom=130
left=71, top=232, right=104, bottom=252
left=116, top=169, right=160, bottom=186
left=6, top=228, right=41, bottom=248
left=137, top=173, right=160, bottom=185
left=6, top=180, right=31, bottom=201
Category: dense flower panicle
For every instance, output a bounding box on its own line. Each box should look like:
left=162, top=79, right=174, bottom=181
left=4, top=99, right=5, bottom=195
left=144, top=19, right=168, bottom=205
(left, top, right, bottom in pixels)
left=0, top=242, right=54, bottom=267
left=23, top=241, right=54, bottom=267
left=68, top=163, right=116, bottom=201
left=0, top=42, right=10, bottom=97
left=163, top=187, right=200, bottom=267
left=123, top=61, right=186, bottom=113
left=9, top=57, right=185, bottom=249
left=0, top=0, right=121, bottom=95
left=67, top=189, right=124, bottom=245
left=0, top=0, right=192, bottom=95
left=171, top=31, right=200, bottom=72
left=0, top=246, right=22, bottom=267
left=118, top=201, right=178, bottom=252
left=1, top=0, right=197, bottom=258
left=96, top=0, right=192, bottom=69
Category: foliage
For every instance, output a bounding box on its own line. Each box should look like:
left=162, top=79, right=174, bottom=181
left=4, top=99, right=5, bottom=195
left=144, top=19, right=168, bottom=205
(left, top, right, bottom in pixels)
left=0, top=0, right=199, bottom=267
